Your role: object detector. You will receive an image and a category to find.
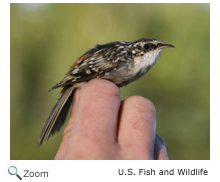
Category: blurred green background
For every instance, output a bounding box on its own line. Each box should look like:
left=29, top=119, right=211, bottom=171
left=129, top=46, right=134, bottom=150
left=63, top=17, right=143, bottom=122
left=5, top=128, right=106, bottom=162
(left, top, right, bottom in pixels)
left=10, top=3, right=210, bottom=160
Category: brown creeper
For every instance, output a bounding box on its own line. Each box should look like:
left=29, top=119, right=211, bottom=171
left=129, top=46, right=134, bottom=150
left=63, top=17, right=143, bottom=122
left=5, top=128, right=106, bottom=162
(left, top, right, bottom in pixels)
left=36, top=38, right=174, bottom=148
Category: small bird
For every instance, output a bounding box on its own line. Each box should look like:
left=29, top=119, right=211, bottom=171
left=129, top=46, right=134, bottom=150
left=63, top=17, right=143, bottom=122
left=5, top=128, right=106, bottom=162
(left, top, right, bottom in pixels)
left=36, top=38, right=174, bottom=149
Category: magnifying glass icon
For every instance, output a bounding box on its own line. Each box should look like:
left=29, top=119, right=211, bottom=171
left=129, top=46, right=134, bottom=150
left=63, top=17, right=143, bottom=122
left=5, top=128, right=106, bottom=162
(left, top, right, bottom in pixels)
left=8, top=166, right=22, bottom=180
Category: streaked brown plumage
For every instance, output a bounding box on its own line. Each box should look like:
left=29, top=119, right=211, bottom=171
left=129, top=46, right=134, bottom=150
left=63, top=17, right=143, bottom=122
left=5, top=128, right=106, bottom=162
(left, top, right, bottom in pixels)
left=35, top=38, right=174, bottom=150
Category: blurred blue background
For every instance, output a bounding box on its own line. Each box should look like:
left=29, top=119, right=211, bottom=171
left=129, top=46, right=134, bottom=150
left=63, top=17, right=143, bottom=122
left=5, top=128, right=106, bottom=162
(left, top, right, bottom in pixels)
left=10, top=3, right=210, bottom=160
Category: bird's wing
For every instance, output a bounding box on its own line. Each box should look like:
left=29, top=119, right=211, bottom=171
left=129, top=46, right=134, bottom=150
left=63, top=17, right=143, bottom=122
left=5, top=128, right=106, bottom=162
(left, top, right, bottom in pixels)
left=50, top=42, right=131, bottom=90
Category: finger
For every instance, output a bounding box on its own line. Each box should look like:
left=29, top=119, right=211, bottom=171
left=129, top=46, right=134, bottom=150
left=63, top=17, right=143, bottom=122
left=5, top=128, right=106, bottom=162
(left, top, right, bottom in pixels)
left=154, top=134, right=169, bottom=160
left=54, top=88, right=80, bottom=160
left=118, top=96, right=156, bottom=159
left=66, top=79, right=121, bottom=158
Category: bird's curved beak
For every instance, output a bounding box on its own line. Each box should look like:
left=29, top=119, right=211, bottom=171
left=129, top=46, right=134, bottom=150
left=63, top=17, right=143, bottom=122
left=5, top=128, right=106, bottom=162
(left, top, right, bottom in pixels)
left=157, top=43, right=175, bottom=49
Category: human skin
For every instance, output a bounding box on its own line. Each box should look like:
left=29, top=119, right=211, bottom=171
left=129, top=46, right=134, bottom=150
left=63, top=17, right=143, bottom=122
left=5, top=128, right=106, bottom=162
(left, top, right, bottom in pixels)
left=54, top=79, right=168, bottom=160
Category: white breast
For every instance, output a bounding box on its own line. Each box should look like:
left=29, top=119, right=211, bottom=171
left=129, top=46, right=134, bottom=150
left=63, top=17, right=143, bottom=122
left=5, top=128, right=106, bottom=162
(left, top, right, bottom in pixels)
left=131, top=50, right=162, bottom=75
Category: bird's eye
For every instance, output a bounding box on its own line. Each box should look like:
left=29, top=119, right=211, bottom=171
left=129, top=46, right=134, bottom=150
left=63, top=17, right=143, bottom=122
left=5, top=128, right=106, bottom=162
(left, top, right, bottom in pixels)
left=144, top=43, right=149, bottom=49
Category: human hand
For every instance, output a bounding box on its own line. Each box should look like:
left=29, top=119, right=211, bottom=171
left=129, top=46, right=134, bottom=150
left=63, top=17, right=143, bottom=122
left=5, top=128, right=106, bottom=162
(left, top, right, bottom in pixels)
left=54, top=79, right=168, bottom=160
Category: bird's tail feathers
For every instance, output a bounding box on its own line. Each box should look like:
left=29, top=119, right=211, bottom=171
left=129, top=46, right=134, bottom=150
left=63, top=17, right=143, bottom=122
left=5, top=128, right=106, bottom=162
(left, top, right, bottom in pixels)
left=35, top=86, right=75, bottom=151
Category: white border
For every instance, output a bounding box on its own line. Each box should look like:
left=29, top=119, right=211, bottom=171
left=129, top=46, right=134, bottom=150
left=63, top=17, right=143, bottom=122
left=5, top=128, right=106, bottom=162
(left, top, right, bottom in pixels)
left=1, top=0, right=219, bottom=181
